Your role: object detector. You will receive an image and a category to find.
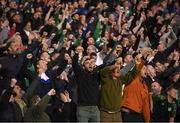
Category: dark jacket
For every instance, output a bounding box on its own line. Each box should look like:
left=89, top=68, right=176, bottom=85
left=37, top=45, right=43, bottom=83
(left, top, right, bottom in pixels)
left=0, top=40, right=40, bottom=88
left=35, top=49, right=68, bottom=98
left=72, top=54, right=101, bottom=105
left=20, top=30, right=29, bottom=46
left=0, top=87, right=23, bottom=122
left=23, top=94, right=51, bottom=122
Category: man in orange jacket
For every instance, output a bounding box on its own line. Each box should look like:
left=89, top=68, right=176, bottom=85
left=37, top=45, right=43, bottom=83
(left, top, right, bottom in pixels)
left=121, top=56, right=151, bottom=122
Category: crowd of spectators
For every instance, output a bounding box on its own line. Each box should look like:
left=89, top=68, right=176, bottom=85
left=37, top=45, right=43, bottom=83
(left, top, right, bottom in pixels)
left=0, top=0, right=180, bottom=122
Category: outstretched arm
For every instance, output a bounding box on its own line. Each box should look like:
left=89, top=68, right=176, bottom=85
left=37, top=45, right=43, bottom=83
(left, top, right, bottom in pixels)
left=38, top=89, right=56, bottom=111
left=72, top=53, right=83, bottom=75
left=120, top=65, right=138, bottom=85
left=120, top=54, right=144, bottom=85
left=46, top=53, right=68, bottom=79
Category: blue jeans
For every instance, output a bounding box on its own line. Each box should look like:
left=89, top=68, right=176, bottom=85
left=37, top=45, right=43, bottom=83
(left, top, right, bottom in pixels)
left=76, top=106, right=100, bottom=122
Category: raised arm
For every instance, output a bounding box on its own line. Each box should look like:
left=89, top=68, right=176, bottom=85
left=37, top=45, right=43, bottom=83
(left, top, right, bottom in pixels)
left=46, top=53, right=68, bottom=79
left=103, top=43, right=119, bottom=65
left=44, top=7, right=54, bottom=25
left=132, top=13, right=145, bottom=34
left=120, top=60, right=136, bottom=76
left=117, top=11, right=123, bottom=33
left=47, top=47, right=67, bottom=69
left=57, top=5, right=68, bottom=30
left=22, top=32, right=41, bottom=57
left=98, top=38, right=108, bottom=57
left=72, top=53, right=83, bottom=75
left=166, top=27, right=177, bottom=48
left=0, top=87, right=13, bottom=105
left=120, top=64, right=138, bottom=85
left=57, top=12, right=66, bottom=30
left=0, top=78, right=17, bottom=105
left=38, top=89, right=55, bottom=111
left=25, top=77, right=40, bottom=100
left=120, top=54, right=144, bottom=85
left=163, top=38, right=179, bottom=58
left=160, top=26, right=177, bottom=48
left=100, top=65, right=115, bottom=83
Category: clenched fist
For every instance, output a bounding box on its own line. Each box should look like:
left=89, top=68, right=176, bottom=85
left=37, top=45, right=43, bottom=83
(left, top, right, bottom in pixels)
left=48, top=89, right=56, bottom=96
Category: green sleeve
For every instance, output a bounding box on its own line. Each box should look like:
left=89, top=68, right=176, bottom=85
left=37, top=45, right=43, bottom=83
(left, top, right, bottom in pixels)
left=100, top=66, right=111, bottom=79
left=54, top=14, right=60, bottom=26
left=74, top=38, right=81, bottom=46
left=169, top=103, right=177, bottom=118
left=38, top=94, right=51, bottom=111
left=100, top=66, right=113, bottom=85
left=93, top=20, right=101, bottom=44
left=59, top=31, right=65, bottom=43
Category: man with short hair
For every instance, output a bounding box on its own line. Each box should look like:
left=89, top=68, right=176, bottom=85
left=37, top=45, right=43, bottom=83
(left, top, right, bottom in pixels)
left=121, top=60, right=151, bottom=122
left=151, top=86, right=178, bottom=122
left=100, top=57, right=137, bottom=122
left=72, top=53, right=101, bottom=122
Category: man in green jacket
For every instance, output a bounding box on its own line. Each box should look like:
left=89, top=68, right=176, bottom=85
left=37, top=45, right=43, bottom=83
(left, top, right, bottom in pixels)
left=100, top=57, right=138, bottom=122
